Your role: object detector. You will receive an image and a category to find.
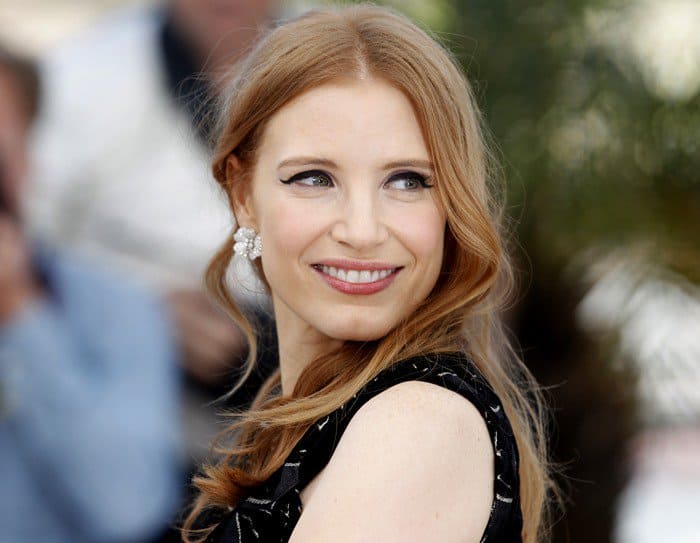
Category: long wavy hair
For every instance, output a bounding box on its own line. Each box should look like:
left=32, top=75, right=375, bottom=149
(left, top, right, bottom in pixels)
left=183, top=4, right=554, bottom=542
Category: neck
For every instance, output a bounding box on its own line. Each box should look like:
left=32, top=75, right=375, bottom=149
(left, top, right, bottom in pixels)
left=275, top=310, right=342, bottom=397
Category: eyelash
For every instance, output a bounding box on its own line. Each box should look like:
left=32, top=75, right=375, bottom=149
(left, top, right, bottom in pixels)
left=279, top=170, right=434, bottom=189
left=280, top=169, right=333, bottom=187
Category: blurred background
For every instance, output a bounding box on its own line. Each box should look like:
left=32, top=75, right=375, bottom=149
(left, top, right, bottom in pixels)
left=1, top=1, right=698, bottom=542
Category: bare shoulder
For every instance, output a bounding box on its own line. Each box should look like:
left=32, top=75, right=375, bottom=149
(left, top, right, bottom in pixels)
left=290, top=381, right=494, bottom=543
left=354, top=379, right=490, bottom=429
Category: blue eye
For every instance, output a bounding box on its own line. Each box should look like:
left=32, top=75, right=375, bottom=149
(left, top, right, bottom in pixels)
left=280, top=170, right=333, bottom=187
left=385, top=172, right=433, bottom=190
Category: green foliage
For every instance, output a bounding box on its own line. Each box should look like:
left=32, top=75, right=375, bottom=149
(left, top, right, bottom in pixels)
left=444, top=0, right=699, bottom=278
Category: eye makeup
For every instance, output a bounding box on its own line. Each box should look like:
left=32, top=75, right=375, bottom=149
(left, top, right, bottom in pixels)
left=385, top=171, right=434, bottom=189
left=279, top=169, right=434, bottom=190
left=279, top=169, right=333, bottom=186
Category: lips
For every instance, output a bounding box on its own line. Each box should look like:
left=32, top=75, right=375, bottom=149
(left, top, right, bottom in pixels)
left=311, top=260, right=402, bottom=295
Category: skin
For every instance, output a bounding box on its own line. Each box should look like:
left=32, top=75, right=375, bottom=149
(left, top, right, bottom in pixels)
left=231, top=78, right=494, bottom=541
left=165, top=288, right=247, bottom=385
left=0, top=65, right=41, bottom=323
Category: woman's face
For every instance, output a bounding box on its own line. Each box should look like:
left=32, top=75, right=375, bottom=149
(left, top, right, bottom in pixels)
left=234, top=78, right=446, bottom=344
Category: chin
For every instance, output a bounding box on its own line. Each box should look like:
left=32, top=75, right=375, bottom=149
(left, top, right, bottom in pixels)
left=319, top=314, right=398, bottom=342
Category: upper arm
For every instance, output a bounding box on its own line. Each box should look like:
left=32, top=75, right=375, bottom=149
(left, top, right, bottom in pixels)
left=289, top=381, right=494, bottom=543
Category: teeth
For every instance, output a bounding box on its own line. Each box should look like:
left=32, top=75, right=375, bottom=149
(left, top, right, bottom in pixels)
left=320, top=265, right=395, bottom=284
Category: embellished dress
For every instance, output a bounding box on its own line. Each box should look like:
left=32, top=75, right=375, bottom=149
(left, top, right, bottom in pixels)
left=205, top=352, right=523, bottom=542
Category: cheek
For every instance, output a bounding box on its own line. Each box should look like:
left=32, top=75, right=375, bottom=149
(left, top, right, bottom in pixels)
left=395, top=205, right=446, bottom=267
left=257, top=198, right=324, bottom=267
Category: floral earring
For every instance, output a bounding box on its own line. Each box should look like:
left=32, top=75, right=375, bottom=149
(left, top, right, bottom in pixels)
left=233, top=226, right=262, bottom=260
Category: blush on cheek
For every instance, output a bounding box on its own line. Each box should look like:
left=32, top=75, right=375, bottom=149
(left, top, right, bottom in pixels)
left=403, top=212, right=446, bottom=304
left=269, top=206, right=316, bottom=250
left=404, top=212, right=446, bottom=260
left=260, top=199, right=327, bottom=268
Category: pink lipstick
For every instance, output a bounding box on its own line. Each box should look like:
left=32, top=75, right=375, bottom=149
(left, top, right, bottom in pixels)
left=311, top=260, right=402, bottom=295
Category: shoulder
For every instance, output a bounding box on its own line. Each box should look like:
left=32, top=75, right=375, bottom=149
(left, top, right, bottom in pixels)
left=400, top=352, right=511, bottom=426
left=347, top=379, right=491, bottom=451
left=290, top=380, right=493, bottom=543
left=341, top=380, right=494, bottom=499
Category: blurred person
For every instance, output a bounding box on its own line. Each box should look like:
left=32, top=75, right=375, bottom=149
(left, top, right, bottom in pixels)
left=0, top=45, right=182, bottom=543
left=25, top=0, right=280, bottom=460
left=26, top=0, right=278, bottom=379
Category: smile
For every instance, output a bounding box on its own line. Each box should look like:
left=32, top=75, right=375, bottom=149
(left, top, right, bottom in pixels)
left=319, top=265, right=395, bottom=283
left=311, top=262, right=402, bottom=295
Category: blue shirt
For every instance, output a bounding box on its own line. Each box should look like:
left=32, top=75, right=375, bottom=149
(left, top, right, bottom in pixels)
left=0, top=246, right=183, bottom=543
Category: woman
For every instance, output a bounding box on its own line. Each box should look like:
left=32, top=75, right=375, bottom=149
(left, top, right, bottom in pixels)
left=183, top=4, right=553, bottom=542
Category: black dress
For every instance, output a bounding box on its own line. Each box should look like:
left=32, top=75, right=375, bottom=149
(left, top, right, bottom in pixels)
left=205, top=352, right=523, bottom=542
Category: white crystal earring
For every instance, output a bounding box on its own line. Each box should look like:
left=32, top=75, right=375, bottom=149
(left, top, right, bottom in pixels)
left=233, top=226, right=262, bottom=260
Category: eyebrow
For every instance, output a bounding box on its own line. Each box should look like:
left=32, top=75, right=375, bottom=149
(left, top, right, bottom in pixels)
left=277, top=157, right=338, bottom=169
left=277, top=156, right=434, bottom=171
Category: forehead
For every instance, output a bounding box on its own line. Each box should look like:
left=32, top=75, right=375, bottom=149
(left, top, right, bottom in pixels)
left=257, top=78, right=431, bottom=167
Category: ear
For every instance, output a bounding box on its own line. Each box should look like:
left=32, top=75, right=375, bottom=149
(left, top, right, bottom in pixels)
left=226, top=153, right=257, bottom=229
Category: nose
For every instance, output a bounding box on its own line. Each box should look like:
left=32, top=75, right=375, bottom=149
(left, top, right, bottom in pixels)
left=330, top=189, right=389, bottom=251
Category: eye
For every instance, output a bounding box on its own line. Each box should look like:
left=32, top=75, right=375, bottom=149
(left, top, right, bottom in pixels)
left=385, top=171, right=434, bottom=190
left=280, top=169, right=333, bottom=187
